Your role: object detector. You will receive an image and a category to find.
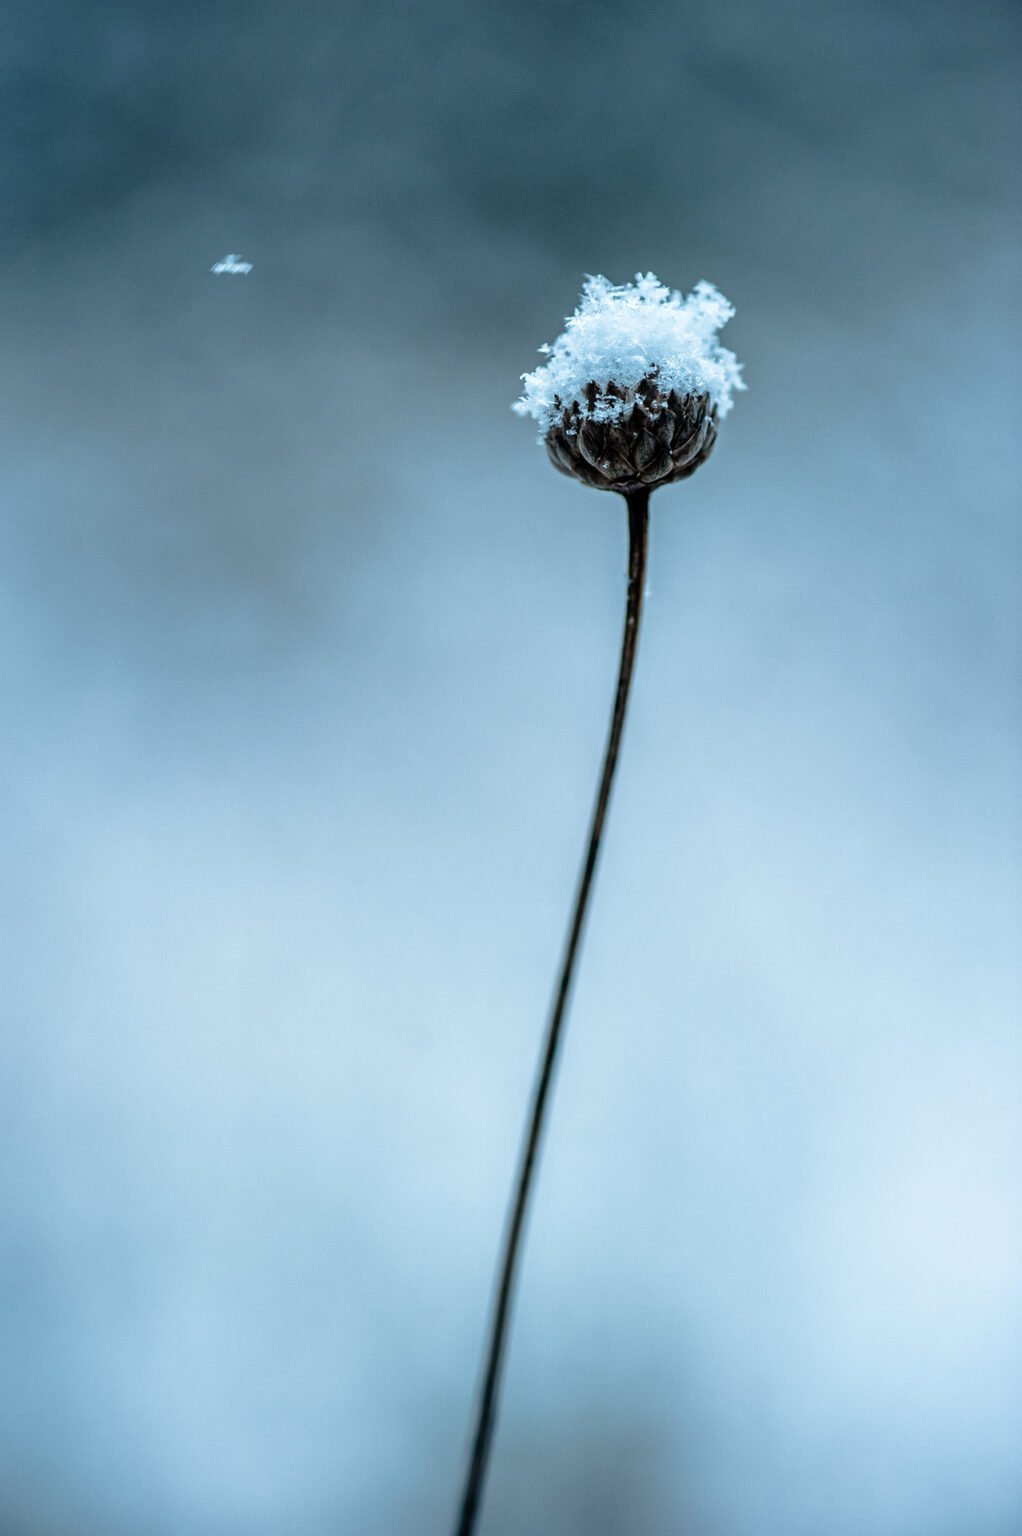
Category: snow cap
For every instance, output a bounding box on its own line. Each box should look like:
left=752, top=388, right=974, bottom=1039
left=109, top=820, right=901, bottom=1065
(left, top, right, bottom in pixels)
left=513, top=272, right=744, bottom=434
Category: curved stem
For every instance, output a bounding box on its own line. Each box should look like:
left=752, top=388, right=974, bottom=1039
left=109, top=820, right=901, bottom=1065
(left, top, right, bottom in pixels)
left=453, top=487, right=651, bottom=1536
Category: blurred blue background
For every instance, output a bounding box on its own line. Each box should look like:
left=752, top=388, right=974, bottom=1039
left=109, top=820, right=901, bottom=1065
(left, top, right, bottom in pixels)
left=1, top=2, right=1020, bottom=1532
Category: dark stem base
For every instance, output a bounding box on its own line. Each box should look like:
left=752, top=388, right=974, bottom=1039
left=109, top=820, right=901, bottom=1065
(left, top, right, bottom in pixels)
left=452, top=487, right=651, bottom=1536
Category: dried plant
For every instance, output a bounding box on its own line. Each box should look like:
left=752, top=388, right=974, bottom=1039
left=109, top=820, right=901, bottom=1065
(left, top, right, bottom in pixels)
left=452, top=273, right=744, bottom=1535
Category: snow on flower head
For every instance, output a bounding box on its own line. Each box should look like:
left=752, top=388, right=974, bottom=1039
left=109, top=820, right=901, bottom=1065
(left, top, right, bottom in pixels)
left=513, top=272, right=744, bottom=435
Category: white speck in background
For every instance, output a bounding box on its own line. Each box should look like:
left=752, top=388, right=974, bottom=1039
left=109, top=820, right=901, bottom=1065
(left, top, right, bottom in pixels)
left=211, top=254, right=253, bottom=274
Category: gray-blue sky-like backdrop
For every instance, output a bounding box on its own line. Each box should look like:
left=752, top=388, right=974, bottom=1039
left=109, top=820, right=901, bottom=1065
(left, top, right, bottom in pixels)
left=1, top=3, right=1020, bottom=1533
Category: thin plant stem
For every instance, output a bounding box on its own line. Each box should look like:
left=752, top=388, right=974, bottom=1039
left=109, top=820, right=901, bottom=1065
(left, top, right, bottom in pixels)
left=453, top=486, right=651, bottom=1536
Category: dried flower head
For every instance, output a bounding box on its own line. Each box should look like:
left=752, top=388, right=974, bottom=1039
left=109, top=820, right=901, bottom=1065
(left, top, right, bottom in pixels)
left=513, top=273, right=744, bottom=493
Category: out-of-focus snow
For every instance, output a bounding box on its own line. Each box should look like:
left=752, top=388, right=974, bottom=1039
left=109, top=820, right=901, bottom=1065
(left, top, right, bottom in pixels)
left=211, top=254, right=253, bottom=274
left=513, top=272, right=744, bottom=434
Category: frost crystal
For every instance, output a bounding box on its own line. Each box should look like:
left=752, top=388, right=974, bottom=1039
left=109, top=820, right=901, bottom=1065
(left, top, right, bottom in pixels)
left=513, top=273, right=744, bottom=435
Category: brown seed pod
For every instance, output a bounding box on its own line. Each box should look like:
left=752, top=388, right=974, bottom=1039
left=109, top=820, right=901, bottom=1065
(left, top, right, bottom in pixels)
left=544, top=377, right=717, bottom=493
